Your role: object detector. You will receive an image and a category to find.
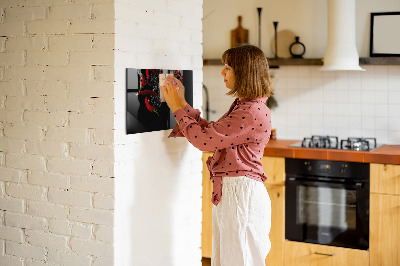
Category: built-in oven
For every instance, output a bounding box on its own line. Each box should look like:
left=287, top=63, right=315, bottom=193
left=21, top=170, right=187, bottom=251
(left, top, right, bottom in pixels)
left=285, top=158, right=369, bottom=250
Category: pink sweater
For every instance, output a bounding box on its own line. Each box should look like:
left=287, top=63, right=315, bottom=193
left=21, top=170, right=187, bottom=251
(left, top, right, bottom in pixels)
left=168, top=97, right=271, bottom=205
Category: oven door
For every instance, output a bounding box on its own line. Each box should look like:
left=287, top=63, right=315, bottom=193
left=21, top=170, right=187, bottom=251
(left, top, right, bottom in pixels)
left=285, top=177, right=369, bottom=250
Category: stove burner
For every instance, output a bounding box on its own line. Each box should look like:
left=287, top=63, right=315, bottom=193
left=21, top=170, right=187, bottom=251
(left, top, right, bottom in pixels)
left=294, top=136, right=379, bottom=151
left=301, top=135, right=339, bottom=149
left=340, top=137, right=377, bottom=151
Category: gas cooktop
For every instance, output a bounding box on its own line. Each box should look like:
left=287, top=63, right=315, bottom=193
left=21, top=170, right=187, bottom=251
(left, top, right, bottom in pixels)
left=289, top=135, right=383, bottom=151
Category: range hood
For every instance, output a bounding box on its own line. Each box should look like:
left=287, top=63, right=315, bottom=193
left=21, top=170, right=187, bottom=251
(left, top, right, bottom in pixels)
left=320, top=0, right=365, bottom=71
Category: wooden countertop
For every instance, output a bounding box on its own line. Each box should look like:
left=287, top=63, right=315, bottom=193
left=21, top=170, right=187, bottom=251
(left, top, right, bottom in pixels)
left=263, top=139, right=400, bottom=165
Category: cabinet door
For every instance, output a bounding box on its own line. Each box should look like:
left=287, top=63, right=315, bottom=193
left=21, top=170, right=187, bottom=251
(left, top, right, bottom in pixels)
left=284, top=241, right=369, bottom=266
left=370, top=163, right=400, bottom=195
left=202, top=152, right=213, bottom=258
left=262, top=156, right=285, bottom=185
left=264, top=184, right=284, bottom=266
left=370, top=193, right=400, bottom=266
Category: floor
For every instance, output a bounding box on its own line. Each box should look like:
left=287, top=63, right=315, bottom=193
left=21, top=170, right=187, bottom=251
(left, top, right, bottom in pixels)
left=202, top=257, right=211, bottom=266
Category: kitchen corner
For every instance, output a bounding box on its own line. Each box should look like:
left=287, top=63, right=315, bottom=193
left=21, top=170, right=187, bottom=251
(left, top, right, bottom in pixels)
left=202, top=139, right=400, bottom=265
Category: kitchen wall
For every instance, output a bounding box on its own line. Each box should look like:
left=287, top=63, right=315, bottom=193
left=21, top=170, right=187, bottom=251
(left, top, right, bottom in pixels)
left=113, top=0, right=203, bottom=265
left=0, top=0, right=115, bottom=265
left=203, top=0, right=400, bottom=144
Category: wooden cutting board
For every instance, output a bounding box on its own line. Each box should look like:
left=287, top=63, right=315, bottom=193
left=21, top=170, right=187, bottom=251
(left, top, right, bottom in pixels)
left=231, top=16, right=249, bottom=48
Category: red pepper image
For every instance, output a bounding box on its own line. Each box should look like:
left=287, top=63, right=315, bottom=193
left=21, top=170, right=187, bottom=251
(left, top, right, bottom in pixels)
left=145, top=97, right=155, bottom=112
left=138, top=90, right=157, bottom=97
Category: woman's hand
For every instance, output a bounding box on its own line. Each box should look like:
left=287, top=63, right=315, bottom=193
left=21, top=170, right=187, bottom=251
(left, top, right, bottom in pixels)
left=161, top=76, right=186, bottom=113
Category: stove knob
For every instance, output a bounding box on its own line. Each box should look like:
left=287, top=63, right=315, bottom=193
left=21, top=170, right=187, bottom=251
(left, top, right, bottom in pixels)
left=340, top=164, right=347, bottom=174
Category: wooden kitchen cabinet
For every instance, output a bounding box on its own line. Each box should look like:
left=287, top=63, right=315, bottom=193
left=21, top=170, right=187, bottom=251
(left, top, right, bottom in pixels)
left=370, top=163, right=400, bottom=266
left=201, top=153, right=286, bottom=266
left=202, top=152, right=213, bottom=258
left=370, top=163, right=400, bottom=195
left=284, top=241, right=369, bottom=266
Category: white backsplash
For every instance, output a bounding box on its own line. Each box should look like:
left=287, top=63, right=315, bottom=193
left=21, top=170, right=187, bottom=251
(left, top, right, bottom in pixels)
left=203, top=65, right=400, bottom=145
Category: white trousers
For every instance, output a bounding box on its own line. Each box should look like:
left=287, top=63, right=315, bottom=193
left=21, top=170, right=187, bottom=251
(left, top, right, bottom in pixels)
left=212, top=176, right=271, bottom=266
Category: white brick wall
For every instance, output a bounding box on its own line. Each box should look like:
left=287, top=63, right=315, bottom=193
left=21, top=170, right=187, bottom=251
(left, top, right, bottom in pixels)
left=0, top=0, right=115, bottom=265
left=114, top=0, right=203, bottom=265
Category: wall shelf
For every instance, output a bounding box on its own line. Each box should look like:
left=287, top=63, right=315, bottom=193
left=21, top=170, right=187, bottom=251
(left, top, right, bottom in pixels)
left=203, top=57, right=400, bottom=67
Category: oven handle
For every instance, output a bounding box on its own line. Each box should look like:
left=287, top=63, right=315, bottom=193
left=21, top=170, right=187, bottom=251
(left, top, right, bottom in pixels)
left=286, top=177, right=364, bottom=189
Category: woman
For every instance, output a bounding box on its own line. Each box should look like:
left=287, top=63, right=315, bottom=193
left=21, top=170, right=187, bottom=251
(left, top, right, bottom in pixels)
left=161, top=44, right=273, bottom=266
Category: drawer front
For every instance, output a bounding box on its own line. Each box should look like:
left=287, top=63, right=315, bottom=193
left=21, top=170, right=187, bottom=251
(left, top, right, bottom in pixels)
left=284, top=241, right=369, bottom=266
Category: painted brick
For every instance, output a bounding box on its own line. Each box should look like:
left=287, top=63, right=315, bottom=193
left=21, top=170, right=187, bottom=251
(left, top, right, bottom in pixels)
left=5, top=212, right=48, bottom=231
left=48, top=219, right=71, bottom=236
left=92, top=34, right=114, bottom=50
left=48, top=188, right=91, bottom=208
left=0, top=225, right=24, bottom=243
left=25, top=80, right=67, bottom=97
left=93, top=252, right=113, bottom=266
left=69, top=112, right=114, bottom=129
left=70, top=144, right=114, bottom=161
left=28, top=171, right=69, bottom=189
left=47, top=250, right=91, bottom=266
left=0, top=22, right=24, bottom=36
left=89, top=128, right=113, bottom=146
left=92, top=160, right=113, bottom=177
left=22, top=0, right=69, bottom=6
left=181, top=42, right=202, bottom=56
left=26, top=140, right=67, bottom=157
left=5, top=36, right=46, bottom=52
left=26, top=51, right=68, bottom=66
left=0, top=137, right=25, bottom=154
left=46, top=127, right=88, bottom=144
left=0, top=197, right=24, bottom=213
left=44, top=66, right=91, bottom=82
left=24, top=259, right=49, bottom=266
left=43, top=96, right=82, bottom=112
left=47, top=158, right=92, bottom=176
left=49, top=35, right=93, bottom=52
left=69, top=51, right=113, bottom=66
left=25, top=229, right=69, bottom=251
left=86, top=97, right=115, bottom=114
left=0, top=37, right=5, bottom=52
left=70, top=19, right=114, bottom=34
left=0, top=81, right=24, bottom=96
left=4, top=125, right=43, bottom=141
left=48, top=4, right=91, bottom=20
left=0, top=110, right=23, bottom=124
left=4, top=96, right=46, bottom=111
left=4, top=6, right=46, bottom=22
left=27, top=20, right=69, bottom=35
left=27, top=200, right=69, bottom=219
left=69, top=81, right=114, bottom=98
left=3, top=66, right=44, bottom=81
left=24, top=111, right=68, bottom=127
left=93, top=65, right=114, bottom=82
left=0, top=255, right=24, bottom=266
left=0, top=211, right=4, bottom=226
left=93, top=194, right=113, bottom=210
left=71, top=222, right=92, bottom=239
left=0, top=153, right=5, bottom=166
left=0, top=52, right=24, bottom=66
left=6, top=153, right=46, bottom=171
left=6, top=241, right=46, bottom=261
left=70, top=175, right=113, bottom=194
left=69, top=207, right=113, bottom=226
left=70, top=237, right=113, bottom=257
left=94, top=225, right=113, bottom=243
left=6, top=183, right=46, bottom=201
left=92, top=3, right=114, bottom=20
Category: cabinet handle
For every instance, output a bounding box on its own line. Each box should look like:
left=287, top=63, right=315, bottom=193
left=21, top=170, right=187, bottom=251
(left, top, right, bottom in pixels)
left=314, top=252, right=335, bottom=257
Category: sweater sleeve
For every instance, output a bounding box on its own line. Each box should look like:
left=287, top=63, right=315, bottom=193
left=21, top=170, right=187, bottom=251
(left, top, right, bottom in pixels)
left=172, top=105, right=256, bottom=152
left=168, top=104, right=211, bottom=138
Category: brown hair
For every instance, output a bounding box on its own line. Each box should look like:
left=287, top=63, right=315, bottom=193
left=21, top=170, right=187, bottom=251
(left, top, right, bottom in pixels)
left=221, top=44, right=273, bottom=99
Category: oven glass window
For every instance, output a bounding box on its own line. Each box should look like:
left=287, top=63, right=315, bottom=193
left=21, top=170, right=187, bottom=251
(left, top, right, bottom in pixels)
left=297, top=186, right=356, bottom=230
